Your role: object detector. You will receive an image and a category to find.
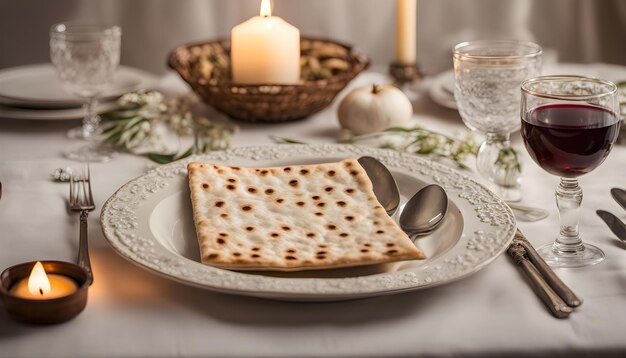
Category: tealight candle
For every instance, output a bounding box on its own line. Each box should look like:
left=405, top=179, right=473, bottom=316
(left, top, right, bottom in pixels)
left=9, top=261, right=78, bottom=299
left=231, top=0, right=300, bottom=84
left=0, top=260, right=89, bottom=324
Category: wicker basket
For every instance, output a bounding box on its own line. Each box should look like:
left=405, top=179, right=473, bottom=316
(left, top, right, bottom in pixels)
left=168, top=37, right=369, bottom=122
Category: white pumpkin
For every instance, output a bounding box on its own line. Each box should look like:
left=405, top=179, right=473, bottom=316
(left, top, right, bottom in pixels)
left=337, top=84, right=413, bottom=134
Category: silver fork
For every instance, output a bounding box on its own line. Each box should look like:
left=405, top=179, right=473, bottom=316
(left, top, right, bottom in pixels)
left=69, top=166, right=95, bottom=285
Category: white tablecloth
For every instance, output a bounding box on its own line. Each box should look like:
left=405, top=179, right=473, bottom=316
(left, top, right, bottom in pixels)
left=0, top=65, right=625, bottom=358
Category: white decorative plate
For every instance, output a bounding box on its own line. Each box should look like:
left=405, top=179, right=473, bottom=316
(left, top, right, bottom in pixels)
left=0, top=101, right=119, bottom=121
left=0, top=64, right=157, bottom=108
left=100, top=145, right=516, bottom=301
left=429, top=69, right=457, bottom=110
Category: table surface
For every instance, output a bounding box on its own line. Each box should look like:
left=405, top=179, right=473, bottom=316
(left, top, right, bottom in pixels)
left=1, top=64, right=626, bottom=358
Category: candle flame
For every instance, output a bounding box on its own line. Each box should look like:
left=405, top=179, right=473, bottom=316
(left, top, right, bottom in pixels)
left=260, top=0, right=272, bottom=17
left=28, top=261, right=51, bottom=296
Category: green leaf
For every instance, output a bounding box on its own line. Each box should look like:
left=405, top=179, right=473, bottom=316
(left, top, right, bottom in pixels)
left=270, top=136, right=307, bottom=144
left=143, top=152, right=178, bottom=164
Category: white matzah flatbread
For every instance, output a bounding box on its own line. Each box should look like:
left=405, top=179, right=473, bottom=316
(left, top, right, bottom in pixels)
left=188, top=159, right=425, bottom=271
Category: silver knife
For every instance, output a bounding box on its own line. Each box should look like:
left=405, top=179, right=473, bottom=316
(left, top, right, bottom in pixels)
left=512, top=229, right=582, bottom=307
left=610, top=188, right=626, bottom=212
left=596, top=210, right=626, bottom=244
left=507, top=242, right=572, bottom=318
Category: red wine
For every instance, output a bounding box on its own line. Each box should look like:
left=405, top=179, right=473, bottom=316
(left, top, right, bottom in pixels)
left=522, top=103, right=620, bottom=177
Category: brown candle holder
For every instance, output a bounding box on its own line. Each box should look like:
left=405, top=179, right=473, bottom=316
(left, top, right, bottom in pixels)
left=389, top=61, right=422, bottom=85
left=0, top=261, right=89, bottom=324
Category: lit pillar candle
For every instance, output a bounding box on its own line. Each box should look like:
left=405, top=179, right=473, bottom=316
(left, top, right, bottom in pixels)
left=231, top=0, right=301, bottom=84
left=9, top=261, right=78, bottom=299
left=395, top=0, right=417, bottom=65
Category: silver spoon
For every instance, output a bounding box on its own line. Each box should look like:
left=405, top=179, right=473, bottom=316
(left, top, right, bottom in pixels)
left=506, top=202, right=549, bottom=222
left=358, top=156, right=400, bottom=216
left=399, top=184, right=448, bottom=239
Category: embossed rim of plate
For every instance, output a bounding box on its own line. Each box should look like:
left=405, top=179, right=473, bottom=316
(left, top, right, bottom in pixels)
left=100, top=144, right=516, bottom=300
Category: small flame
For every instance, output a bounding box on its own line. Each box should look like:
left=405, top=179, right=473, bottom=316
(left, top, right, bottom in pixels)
left=260, top=0, right=272, bottom=17
left=28, top=261, right=51, bottom=296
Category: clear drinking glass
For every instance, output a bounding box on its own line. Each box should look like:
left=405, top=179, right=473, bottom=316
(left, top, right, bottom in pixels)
left=50, top=23, right=121, bottom=162
left=453, top=40, right=542, bottom=201
left=521, top=76, right=621, bottom=267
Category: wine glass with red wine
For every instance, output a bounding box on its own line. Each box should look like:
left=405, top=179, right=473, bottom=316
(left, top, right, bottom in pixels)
left=521, top=76, right=621, bottom=267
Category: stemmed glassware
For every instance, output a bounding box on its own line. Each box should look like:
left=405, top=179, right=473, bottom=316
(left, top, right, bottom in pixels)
left=50, top=23, right=121, bottom=162
left=521, top=76, right=621, bottom=267
left=453, top=40, right=542, bottom=201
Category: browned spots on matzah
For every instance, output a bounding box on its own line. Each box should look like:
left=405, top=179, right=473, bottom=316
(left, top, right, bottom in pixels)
left=327, top=224, right=336, bottom=230
left=315, top=212, right=323, bottom=216
left=251, top=247, right=260, bottom=251
left=345, top=188, right=355, bottom=194
left=306, top=232, right=316, bottom=238
left=227, top=178, right=236, bottom=183
left=245, top=226, right=254, bottom=232
left=230, top=166, right=241, bottom=171
left=286, top=249, right=296, bottom=253
left=285, top=256, right=297, bottom=260
left=324, top=186, right=334, bottom=192
left=265, top=188, right=274, bottom=195
left=251, top=254, right=260, bottom=258
left=202, top=183, right=209, bottom=189
left=289, top=179, right=299, bottom=187
left=350, top=170, right=358, bottom=176
left=318, top=244, right=328, bottom=248
left=270, top=232, right=280, bottom=238
left=376, top=230, right=385, bottom=234
left=327, top=170, right=336, bottom=177
left=215, top=201, right=225, bottom=207
left=260, top=170, right=269, bottom=176
left=360, top=249, right=369, bottom=253
left=233, top=252, right=241, bottom=257
left=386, top=250, right=398, bottom=255
left=219, top=232, right=228, bottom=237
left=339, top=233, right=349, bottom=237
left=226, top=184, right=236, bottom=190
left=216, top=238, right=226, bottom=244
left=386, top=243, right=395, bottom=247
left=276, top=198, right=284, bottom=203
left=300, top=169, right=309, bottom=175
left=220, top=213, right=228, bottom=218
left=312, top=195, right=320, bottom=200
left=364, top=243, right=371, bottom=247
left=317, top=251, right=327, bottom=255
left=317, top=202, right=326, bottom=208
left=247, top=187, right=257, bottom=193
left=283, top=167, right=292, bottom=172
left=206, top=253, right=219, bottom=259
left=241, top=205, right=252, bottom=211
left=282, top=226, right=291, bottom=231
left=296, top=201, right=305, bottom=206
left=345, top=216, right=354, bottom=221
left=337, top=201, right=346, bottom=207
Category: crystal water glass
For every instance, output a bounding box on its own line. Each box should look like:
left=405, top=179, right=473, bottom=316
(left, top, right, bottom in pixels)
left=521, top=76, right=620, bottom=267
left=50, top=23, right=121, bottom=162
left=453, top=40, right=542, bottom=201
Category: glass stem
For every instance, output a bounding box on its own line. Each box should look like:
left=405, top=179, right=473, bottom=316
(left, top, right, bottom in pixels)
left=82, top=97, right=100, bottom=140
left=554, top=178, right=584, bottom=254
